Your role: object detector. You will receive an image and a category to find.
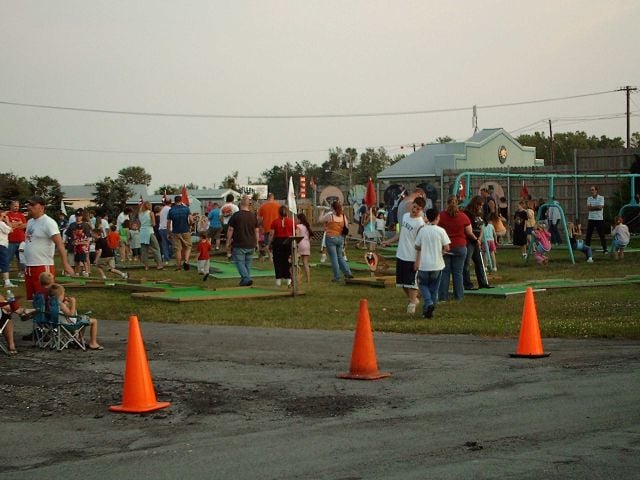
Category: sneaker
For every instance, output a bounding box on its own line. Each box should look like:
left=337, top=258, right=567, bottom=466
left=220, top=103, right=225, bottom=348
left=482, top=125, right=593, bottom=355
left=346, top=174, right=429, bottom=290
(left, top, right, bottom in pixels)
left=492, top=267, right=498, bottom=272
left=183, top=262, right=190, bottom=271
left=423, top=304, right=435, bottom=319
left=82, top=271, right=89, bottom=277
left=603, top=250, right=609, bottom=255
left=121, top=272, right=129, bottom=280
left=203, top=273, right=209, bottom=281
left=320, top=254, right=327, bottom=263
left=345, top=274, right=354, bottom=279
left=587, top=257, right=594, bottom=263
left=101, top=275, right=107, bottom=280
left=406, top=303, right=416, bottom=314
left=523, top=253, right=528, bottom=260
left=275, top=279, right=282, bottom=286
left=4, top=281, right=16, bottom=288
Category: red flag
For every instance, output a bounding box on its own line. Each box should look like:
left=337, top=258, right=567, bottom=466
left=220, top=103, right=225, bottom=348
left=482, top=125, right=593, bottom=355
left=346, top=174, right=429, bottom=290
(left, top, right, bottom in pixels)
left=457, top=178, right=466, bottom=200
left=181, top=185, right=190, bottom=206
left=364, top=178, right=377, bottom=208
left=520, top=180, right=529, bottom=199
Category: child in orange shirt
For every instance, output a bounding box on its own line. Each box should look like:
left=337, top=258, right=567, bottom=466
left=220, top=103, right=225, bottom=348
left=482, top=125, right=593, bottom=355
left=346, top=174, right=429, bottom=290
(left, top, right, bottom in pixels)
left=197, top=232, right=212, bottom=281
left=106, top=224, right=120, bottom=250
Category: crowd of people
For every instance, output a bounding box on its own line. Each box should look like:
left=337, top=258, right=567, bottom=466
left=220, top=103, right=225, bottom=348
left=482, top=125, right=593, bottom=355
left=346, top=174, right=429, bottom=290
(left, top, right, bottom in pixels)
left=0, top=183, right=634, bottom=352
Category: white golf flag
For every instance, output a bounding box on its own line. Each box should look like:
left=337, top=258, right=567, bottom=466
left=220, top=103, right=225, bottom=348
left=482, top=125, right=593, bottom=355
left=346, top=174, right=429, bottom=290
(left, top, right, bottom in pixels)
left=60, top=199, right=67, bottom=215
left=287, top=176, right=297, bottom=214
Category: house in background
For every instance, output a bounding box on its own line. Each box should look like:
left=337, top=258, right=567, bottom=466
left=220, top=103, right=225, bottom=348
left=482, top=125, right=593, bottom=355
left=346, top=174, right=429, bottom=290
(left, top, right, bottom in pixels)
left=61, top=184, right=149, bottom=211
left=378, top=128, right=541, bottom=183
left=124, top=188, right=241, bottom=214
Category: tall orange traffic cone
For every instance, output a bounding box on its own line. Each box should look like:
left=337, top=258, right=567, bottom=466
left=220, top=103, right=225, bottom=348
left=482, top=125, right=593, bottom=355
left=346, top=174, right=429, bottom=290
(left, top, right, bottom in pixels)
left=338, top=299, right=391, bottom=380
left=109, top=316, right=171, bottom=413
left=510, top=288, right=550, bottom=358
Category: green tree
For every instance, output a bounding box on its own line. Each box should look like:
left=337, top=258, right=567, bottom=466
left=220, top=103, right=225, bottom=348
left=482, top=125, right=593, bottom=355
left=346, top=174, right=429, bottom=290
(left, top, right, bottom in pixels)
left=221, top=171, right=239, bottom=191
left=436, top=136, right=454, bottom=143
left=0, top=172, right=31, bottom=207
left=517, top=131, right=625, bottom=165
left=153, top=185, right=179, bottom=196
left=93, top=177, right=133, bottom=220
left=30, top=175, right=63, bottom=216
left=631, top=132, right=640, bottom=148
left=118, top=166, right=152, bottom=186
left=355, top=147, right=393, bottom=183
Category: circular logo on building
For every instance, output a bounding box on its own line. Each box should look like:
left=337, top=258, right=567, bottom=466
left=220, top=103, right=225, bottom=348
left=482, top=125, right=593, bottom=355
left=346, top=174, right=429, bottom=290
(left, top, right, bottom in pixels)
left=498, top=145, right=508, bottom=164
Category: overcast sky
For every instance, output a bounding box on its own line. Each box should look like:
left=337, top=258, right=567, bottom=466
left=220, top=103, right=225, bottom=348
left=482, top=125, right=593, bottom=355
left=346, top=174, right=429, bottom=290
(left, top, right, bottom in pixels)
left=1, top=0, right=639, bottom=191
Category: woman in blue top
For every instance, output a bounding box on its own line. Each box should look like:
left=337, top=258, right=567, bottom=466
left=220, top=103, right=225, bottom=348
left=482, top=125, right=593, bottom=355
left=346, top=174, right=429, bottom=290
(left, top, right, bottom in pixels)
left=139, top=201, right=163, bottom=270
left=207, top=203, right=223, bottom=251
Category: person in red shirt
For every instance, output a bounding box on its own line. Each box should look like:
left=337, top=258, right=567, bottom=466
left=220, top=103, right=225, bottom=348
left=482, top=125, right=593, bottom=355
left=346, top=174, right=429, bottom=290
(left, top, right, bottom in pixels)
left=437, top=195, right=474, bottom=301
left=197, top=232, right=212, bottom=281
left=105, top=225, right=121, bottom=250
left=267, top=205, right=294, bottom=286
left=6, top=200, right=27, bottom=279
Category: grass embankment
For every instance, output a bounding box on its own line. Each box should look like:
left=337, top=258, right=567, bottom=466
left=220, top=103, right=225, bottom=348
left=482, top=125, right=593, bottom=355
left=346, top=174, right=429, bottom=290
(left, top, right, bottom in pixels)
left=31, top=238, right=640, bottom=339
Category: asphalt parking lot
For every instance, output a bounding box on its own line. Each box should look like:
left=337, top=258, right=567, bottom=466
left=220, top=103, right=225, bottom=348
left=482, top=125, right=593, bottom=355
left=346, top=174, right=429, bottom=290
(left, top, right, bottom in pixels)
left=2, top=318, right=639, bottom=479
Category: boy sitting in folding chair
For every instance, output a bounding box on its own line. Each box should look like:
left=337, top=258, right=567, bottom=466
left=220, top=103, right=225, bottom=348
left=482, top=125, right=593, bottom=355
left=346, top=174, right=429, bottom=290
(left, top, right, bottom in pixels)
left=48, top=283, right=103, bottom=350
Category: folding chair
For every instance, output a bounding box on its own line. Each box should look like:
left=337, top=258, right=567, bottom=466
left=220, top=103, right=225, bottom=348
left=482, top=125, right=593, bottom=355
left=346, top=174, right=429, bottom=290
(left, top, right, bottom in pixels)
left=0, top=308, right=11, bottom=355
left=32, top=293, right=55, bottom=349
left=47, top=296, right=91, bottom=351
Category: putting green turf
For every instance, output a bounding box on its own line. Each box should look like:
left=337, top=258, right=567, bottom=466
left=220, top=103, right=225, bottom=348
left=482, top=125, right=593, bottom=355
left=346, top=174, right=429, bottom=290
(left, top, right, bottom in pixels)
left=464, top=275, right=640, bottom=297
left=131, top=286, right=294, bottom=302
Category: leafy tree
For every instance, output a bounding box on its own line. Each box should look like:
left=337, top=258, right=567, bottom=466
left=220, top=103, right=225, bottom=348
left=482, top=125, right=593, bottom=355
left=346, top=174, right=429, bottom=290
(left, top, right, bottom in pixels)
left=93, top=177, right=133, bottom=220
left=154, top=185, right=179, bottom=196
left=517, top=131, right=625, bottom=165
left=30, top=176, right=63, bottom=216
left=221, top=171, right=239, bottom=191
left=436, top=136, right=454, bottom=143
left=118, top=166, right=152, bottom=186
left=631, top=132, right=640, bottom=148
left=354, top=147, right=393, bottom=183
left=0, top=172, right=31, bottom=207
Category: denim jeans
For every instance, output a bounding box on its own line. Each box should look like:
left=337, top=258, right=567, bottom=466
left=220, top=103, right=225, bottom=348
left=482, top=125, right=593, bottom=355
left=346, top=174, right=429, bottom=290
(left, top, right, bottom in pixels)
left=463, top=241, right=489, bottom=289
left=325, top=235, right=351, bottom=281
left=417, top=270, right=442, bottom=312
left=438, top=245, right=467, bottom=301
left=232, top=247, right=254, bottom=285
left=7, top=242, right=22, bottom=271
left=158, top=229, right=173, bottom=261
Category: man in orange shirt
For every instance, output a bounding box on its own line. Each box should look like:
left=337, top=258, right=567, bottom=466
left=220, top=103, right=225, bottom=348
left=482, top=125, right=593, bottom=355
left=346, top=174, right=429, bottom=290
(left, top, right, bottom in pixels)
left=257, top=193, right=280, bottom=260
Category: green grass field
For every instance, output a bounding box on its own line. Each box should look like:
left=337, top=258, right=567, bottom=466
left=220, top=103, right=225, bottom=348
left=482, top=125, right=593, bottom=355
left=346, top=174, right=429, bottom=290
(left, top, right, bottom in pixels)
left=20, top=237, right=640, bottom=339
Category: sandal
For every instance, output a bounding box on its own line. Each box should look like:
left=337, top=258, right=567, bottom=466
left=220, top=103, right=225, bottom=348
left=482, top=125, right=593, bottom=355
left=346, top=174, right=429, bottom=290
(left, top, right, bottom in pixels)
left=88, top=345, right=104, bottom=350
left=8, top=349, right=18, bottom=355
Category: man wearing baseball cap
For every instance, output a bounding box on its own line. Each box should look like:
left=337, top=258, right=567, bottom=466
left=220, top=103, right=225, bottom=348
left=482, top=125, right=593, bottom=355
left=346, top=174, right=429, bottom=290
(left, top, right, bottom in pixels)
left=23, top=196, right=74, bottom=300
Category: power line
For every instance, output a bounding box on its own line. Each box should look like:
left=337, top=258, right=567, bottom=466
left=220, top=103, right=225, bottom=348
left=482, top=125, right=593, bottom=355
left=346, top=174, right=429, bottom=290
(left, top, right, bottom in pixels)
left=0, top=89, right=617, bottom=119
left=0, top=142, right=327, bottom=156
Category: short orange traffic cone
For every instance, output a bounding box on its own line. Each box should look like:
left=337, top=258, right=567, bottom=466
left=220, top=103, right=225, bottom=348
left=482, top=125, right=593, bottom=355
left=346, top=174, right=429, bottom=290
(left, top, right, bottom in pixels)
left=109, top=316, right=171, bottom=413
left=510, top=288, right=550, bottom=358
left=338, top=299, right=391, bottom=380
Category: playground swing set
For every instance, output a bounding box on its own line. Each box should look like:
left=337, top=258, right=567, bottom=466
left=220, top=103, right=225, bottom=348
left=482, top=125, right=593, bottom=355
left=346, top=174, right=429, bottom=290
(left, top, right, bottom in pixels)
left=452, top=172, right=640, bottom=265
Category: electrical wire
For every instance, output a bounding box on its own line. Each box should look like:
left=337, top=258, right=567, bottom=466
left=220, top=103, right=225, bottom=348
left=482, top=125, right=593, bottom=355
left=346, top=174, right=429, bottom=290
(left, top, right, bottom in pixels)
left=0, top=89, right=617, bottom=119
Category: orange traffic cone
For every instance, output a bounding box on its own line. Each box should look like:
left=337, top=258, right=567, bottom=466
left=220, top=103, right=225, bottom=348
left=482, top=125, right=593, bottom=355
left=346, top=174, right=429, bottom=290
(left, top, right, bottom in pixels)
left=109, top=316, right=171, bottom=413
left=338, top=299, right=391, bottom=380
left=510, top=288, right=550, bottom=358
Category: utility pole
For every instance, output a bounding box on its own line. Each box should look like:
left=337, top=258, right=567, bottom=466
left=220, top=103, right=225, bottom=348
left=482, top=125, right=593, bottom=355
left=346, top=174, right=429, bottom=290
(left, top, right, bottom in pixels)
left=548, top=119, right=554, bottom=166
left=618, top=85, right=638, bottom=148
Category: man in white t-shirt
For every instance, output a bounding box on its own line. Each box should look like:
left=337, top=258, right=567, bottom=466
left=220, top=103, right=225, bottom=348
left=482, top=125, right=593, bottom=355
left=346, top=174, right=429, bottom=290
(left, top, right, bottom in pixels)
left=414, top=208, right=451, bottom=319
left=23, top=196, right=74, bottom=300
left=381, top=196, right=426, bottom=314
left=586, top=185, right=607, bottom=254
